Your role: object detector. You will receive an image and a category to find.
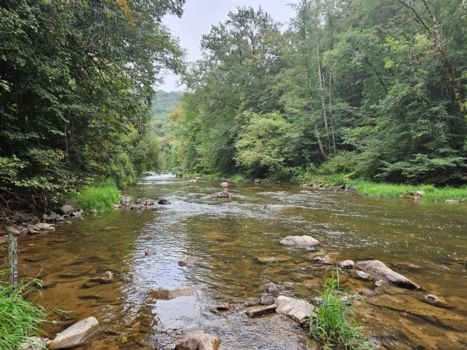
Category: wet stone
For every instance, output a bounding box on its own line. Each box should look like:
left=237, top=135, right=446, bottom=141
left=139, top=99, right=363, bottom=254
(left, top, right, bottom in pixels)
left=149, top=286, right=200, bottom=300
left=259, top=294, right=275, bottom=305
left=245, top=304, right=277, bottom=317
left=355, top=270, right=370, bottom=280
left=256, top=255, right=292, bottom=264
left=339, top=260, right=355, bottom=269
left=174, top=332, right=221, bottom=350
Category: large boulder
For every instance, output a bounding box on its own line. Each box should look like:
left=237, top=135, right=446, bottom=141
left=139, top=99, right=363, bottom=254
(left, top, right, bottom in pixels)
left=280, top=235, right=319, bottom=248
left=174, top=332, right=220, bottom=350
left=275, top=296, right=314, bottom=325
left=48, top=317, right=99, bottom=349
left=356, top=260, right=420, bottom=290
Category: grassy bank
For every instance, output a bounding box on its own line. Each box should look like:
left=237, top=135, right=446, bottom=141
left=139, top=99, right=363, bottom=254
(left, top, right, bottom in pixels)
left=70, top=179, right=120, bottom=211
left=295, top=170, right=466, bottom=202
left=0, top=282, right=45, bottom=349
left=347, top=180, right=467, bottom=202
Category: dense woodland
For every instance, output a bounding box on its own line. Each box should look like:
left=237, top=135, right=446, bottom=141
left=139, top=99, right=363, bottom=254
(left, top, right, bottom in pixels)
left=166, top=0, right=466, bottom=185
left=0, top=0, right=466, bottom=214
left=0, top=0, right=185, bottom=213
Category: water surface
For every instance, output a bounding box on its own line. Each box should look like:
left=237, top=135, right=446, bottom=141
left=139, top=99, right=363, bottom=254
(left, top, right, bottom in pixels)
left=9, top=176, right=467, bottom=349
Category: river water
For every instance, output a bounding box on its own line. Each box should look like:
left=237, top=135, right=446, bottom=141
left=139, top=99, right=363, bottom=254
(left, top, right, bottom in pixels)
left=11, top=175, right=467, bottom=349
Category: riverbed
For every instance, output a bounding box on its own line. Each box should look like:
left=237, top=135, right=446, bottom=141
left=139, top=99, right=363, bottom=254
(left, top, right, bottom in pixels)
left=11, top=175, right=467, bottom=349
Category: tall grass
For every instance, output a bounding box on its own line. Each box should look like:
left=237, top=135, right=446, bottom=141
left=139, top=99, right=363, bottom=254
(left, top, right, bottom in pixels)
left=310, top=271, right=371, bottom=350
left=70, top=179, right=120, bottom=211
left=0, top=281, right=45, bottom=349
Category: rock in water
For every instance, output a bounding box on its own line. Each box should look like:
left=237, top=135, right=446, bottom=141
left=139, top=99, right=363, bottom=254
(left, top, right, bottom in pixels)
left=48, top=317, right=99, bottom=349
left=148, top=286, right=200, bottom=300
left=275, top=296, right=314, bottom=325
left=216, top=191, right=231, bottom=199
left=423, top=294, right=451, bottom=308
left=356, top=260, right=420, bottom=290
left=158, top=198, right=171, bottom=205
left=121, top=195, right=131, bottom=206
left=280, top=235, right=319, bottom=248
left=221, top=182, right=229, bottom=188
left=338, top=260, right=355, bottom=269
left=245, top=304, right=276, bottom=317
left=355, top=270, right=369, bottom=280
left=174, top=332, right=220, bottom=350
left=28, top=223, right=55, bottom=235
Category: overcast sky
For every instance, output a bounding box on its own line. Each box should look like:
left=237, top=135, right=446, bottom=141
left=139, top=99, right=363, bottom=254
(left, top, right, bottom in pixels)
left=159, top=0, right=298, bottom=91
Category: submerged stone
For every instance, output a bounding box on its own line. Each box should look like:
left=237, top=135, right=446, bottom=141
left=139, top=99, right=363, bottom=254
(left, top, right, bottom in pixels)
left=356, top=260, right=421, bottom=290
left=149, top=286, right=200, bottom=300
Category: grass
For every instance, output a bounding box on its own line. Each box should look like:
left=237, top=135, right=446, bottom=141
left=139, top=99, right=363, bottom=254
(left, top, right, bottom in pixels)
left=0, top=280, right=45, bottom=350
left=70, top=178, right=120, bottom=211
left=310, top=271, right=371, bottom=350
left=347, top=180, right=467, bottom=202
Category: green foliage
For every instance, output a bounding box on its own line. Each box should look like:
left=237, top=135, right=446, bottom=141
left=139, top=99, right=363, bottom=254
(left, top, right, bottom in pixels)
left=163, top=1, right=465, bottom=187
left=0, top=0, right=185, bottom=209
left=70, top=179, right=120, bottom=211
left=235, top=111, right=298, bottom=178
left=310, top=271, right=371, bottom=350
left=0, top=281, right=45, bottom=350
left=317, top=152, right=357, bottom=175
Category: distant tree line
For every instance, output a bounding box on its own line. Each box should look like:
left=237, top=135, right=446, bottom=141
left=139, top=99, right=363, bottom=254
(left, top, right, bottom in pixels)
left=167, top=0, right=466, bottom=185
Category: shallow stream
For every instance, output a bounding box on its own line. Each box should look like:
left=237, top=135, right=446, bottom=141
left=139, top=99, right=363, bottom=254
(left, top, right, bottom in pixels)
left=9, top=175, right=467, bottom=349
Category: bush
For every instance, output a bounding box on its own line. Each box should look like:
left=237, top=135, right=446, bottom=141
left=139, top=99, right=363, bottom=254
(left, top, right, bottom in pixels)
left=0, top=281, right=45, bottom=350
left=317, top=151, right=357, bottom=175
left=70, top=179, right=120, bottom=211
left=310, top=271, right=371, bottom=350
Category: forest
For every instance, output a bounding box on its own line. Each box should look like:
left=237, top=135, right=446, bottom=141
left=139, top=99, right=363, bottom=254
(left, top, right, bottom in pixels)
left=166, top=0, right=466, bottom=186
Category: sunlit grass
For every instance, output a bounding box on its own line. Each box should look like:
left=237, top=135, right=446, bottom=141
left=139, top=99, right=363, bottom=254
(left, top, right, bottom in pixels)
left=310, top=271, right=372, bottom=350
left=70, top=179, right=120, bottom=211
left=0, top=280, right=45, bottom=350
left=348, top=180, right=467, bottom=202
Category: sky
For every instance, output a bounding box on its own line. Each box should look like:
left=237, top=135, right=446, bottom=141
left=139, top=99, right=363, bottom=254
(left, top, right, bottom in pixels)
left=159, top=0, right=298, bottom=91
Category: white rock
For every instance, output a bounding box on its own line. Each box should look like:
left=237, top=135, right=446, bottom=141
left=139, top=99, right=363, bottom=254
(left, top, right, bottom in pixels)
left=48, top=317, right=99, bottom=349
left=338, top=260, right=355, bottom=269
left=275, top=295, right=314, bottom=325
left=356, top=260, right=420, bottom=290
left=280, top=235, right=319, bottom=248
left=221, top=182, right=229, bottom=188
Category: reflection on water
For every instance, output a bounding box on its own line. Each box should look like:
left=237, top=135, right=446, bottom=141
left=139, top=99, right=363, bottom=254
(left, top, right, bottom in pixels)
left=5, top=176, right=467, bottom=349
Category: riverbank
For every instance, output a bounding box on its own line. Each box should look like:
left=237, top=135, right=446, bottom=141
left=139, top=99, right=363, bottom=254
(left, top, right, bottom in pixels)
left=180, top=172, right=467, bottom=203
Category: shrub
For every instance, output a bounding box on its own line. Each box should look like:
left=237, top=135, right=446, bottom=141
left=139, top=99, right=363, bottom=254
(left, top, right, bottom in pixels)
left=310, top=271, right=371, bottom=350
left=317, top=151, right=357, bottom=175
left=0, top=281, right=45, bottom=350
left=70, top=179, right=120, bottom=211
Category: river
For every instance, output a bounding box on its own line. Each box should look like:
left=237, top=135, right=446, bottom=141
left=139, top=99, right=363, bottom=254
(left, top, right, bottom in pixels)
left=13, top=175, right=467, bottom=349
